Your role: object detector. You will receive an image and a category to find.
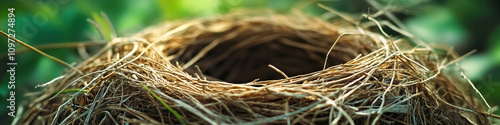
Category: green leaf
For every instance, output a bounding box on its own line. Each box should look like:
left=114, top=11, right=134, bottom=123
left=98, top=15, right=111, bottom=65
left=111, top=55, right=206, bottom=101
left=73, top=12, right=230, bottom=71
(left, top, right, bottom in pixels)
left=157, top=0, right=182, bottom=20
left=406, top=7, right=466, bottom=46
left=460, top=54, right=492, bottom=81
left=489, top=24, right=500, bottom=63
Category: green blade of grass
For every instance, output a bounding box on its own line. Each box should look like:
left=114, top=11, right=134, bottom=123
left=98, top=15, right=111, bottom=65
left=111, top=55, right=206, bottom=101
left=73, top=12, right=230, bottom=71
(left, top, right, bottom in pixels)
left=50, top=88, right=88, bottom=97
left=91, top=12, right=112, bottom=42
left=142, top=84, right=185, bottom=125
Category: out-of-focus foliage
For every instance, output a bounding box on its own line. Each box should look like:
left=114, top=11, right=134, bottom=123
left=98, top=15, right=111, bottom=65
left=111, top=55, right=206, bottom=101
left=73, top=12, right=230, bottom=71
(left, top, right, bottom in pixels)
left=406, top=7, right=466, bottom=46
left=1, top=0, right=499, bottom=123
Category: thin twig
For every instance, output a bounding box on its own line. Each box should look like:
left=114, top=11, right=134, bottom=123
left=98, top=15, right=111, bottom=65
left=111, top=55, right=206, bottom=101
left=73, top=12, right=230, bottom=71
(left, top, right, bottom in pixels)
left=0, top=30, right=83, bottom=75
left=268, top=64, right=291, bottom=81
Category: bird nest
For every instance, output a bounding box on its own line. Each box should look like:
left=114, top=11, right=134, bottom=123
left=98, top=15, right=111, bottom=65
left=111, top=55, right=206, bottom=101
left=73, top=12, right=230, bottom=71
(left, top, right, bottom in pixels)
left=18, top=10, right=490, bottom=125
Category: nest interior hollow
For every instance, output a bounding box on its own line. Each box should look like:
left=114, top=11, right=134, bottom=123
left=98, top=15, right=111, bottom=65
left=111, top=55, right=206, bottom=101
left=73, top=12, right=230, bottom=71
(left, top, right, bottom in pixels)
left=177, top=24, right=371, bottom=83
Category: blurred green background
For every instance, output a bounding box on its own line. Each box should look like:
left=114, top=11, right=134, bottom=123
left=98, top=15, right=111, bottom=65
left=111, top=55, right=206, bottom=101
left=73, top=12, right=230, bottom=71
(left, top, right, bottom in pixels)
left=1, top=0, right=499, bottom=123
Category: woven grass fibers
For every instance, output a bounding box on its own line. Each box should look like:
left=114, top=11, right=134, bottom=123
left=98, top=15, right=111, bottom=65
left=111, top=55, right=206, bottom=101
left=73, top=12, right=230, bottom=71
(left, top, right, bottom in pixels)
left=19, top=10, right=489, bottom=125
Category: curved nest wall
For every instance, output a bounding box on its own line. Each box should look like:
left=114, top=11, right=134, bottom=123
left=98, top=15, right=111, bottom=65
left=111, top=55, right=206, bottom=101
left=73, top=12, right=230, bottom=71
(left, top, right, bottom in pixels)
left=19, top=12, right=488, bottom=124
